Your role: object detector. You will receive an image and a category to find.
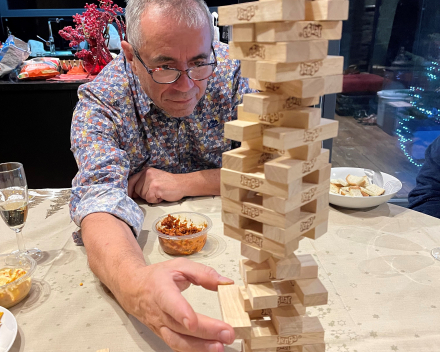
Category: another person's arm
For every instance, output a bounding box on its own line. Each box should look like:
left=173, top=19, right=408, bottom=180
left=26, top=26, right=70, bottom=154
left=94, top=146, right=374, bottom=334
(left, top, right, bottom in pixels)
left=408, top=136, right=440, bottom=218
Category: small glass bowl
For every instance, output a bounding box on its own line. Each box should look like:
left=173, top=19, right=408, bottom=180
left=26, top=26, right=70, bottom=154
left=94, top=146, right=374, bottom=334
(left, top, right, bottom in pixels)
left=0, top=253, right=36, bottom=308
left=152, top=212, right=212, bottom=256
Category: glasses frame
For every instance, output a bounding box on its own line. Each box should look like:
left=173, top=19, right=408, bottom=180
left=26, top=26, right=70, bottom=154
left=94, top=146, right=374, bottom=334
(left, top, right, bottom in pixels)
left=132, top=45, right=217, bottom=84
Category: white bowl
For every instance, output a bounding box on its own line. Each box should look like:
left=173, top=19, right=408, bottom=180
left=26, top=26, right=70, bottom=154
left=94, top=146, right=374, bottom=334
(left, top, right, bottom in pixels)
left=329, top=167, right=402, bottom=209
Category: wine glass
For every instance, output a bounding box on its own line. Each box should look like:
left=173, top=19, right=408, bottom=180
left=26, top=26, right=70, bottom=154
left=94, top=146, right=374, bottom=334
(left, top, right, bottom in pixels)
left=432, top=248, right=440, bottom=260
left=0, top=162, right=42, bottom=260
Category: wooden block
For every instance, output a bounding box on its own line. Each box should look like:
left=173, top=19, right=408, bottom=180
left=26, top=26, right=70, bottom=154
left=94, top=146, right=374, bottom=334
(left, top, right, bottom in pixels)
left=293, top=278, right=328, bottom=307
left=302, top=220, right=328, bottom=240
left=240, top=259, right=273, bottom=284
left=225, top=120, right=268, bottom=142
left=301, top=192, right=329, bottom=213
left=301, top=344, right=326, bottom=352
left=232, top=23, right=255, bottom=42
left=268, top=254, right=318, bottom=280
left=239, top=286, right=253, bottom=312
left=222, top=210, right=255, bottom=229
left=255, top=20, right=342, bottom=42
left=270, top=307, right=303, bottom=336
left=218, top=285, right=252, bottom=339
left=247, top=282, right=279, bottom=309
left=303, top=163, right=331, bottom=184
left=249, top=344, right=325, bottom=352
left=241, top=242, right=272, bottom=263
left=263, top=119, right=338, bottom=150
left=224, top=340, right=244, bottom=352
left=223, top=147, right=278, bottom=173
left=221, top=167, right=303, bottom=199
left=305, top=0, right=349, bottom=21
left=241, top=60, right=257, bottom=79
left=243, top=93, right=320, bottom=115
left=241, top=138, right=285, bottom=156
left=218, top=0, right=305, bottom=26
left=238, top=103, right=321, bottom=130
left=242, top=56, right=344, bottom=83
left=250, top=77, right=325, bottom=99
left=221, top=182, right=251, bottom=202
left=222, top=197, right=301, bottom=229
left=264, top=149, right=329, bottom=184
left=249, top=318, right=324, bottom=348
left=286, top=142, right=322, bottom=161
left=272, top=281, right=306, bottom=314
left=229, top=40, right=328, bottom=63
left=324, top=74, right=343, bottom=95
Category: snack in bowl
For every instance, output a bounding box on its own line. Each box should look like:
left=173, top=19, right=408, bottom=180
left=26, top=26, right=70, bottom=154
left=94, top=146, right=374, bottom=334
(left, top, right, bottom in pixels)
left=0, top=253, right=36, bottom=309
left=330, top=174, right=385, bottom=197
left=153, top=212, right=212, bottom=255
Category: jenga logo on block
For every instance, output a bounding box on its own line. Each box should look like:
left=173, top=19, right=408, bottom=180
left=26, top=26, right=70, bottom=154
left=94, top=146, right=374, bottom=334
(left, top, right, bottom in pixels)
left=300, top=61, right=323, bottom=76
left=264, top=82, right=281, bottom=92
left=277, top=335, right=300, bottom=345
left=242, top=204, right=262, bottom=218
left=259, top=112, right=281, bottom=124
left=247, top=44, right=265, bottom=59
left=261, top=309, right=272, bottom=316
left=300, top=23, right=323, bottom=38
left=283, top=97, right=303, bottom=110
left=301, top=187, right=317, bottom=202
left=237, top=5, right=258, bottom=21
left=258, top=153, right=275, bottom=165
left=241, top=175, right=263, bottom=189
left=300, top=216, right=316, bottom=232
left=245, top=233, right=263, bottom=248
left=302, top=158, right=316, bottom=173
left=303, top=129, right=320, bottom=142
left=278, top=296, right=292, bottom=306
left=262, top=146, right=285, bottom=155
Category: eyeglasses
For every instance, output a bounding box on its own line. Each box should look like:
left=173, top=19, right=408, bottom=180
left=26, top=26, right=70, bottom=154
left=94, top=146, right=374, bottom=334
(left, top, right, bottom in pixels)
left=132, top=46, right=217, bottom=84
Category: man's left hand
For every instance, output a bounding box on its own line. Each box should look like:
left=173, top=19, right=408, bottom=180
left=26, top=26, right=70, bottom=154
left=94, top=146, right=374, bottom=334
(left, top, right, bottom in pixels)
left=128, top=167, right=185, bottom=203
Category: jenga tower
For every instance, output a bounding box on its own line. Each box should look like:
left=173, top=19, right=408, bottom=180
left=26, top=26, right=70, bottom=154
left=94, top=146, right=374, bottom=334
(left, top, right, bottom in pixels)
left=217, top=1, right=348, bottom=351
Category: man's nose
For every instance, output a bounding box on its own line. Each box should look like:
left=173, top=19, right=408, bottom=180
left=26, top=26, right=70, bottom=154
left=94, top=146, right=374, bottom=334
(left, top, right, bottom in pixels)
left=172, top=71, right=195, bottom=92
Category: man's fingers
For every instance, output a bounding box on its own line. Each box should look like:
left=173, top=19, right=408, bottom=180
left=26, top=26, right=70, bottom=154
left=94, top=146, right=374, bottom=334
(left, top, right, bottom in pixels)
left=127, top=170, right=143, bottom=197
left=159, top=326, right=224, bottom=352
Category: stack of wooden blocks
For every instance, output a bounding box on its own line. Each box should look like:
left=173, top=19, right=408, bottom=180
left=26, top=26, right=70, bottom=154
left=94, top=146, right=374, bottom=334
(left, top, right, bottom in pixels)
left=217, top=0, right=348, bottom=351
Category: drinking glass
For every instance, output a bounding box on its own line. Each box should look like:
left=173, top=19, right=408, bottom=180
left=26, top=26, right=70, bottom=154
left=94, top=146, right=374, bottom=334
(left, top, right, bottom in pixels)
left=432, top=247, right=440, bottom=260
left=0, top=162, right=42, bottom=260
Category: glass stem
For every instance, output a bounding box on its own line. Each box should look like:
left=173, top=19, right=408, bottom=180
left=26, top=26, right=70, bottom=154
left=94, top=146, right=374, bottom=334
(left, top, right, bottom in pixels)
left=14, top=228, right=27, bottom=253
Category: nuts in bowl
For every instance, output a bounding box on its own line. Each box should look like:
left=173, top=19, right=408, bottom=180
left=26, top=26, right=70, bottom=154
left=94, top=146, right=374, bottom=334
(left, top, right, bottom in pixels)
left=153, top=212, right=212, bottom=255
left=0, top=253, right=36, bottom=308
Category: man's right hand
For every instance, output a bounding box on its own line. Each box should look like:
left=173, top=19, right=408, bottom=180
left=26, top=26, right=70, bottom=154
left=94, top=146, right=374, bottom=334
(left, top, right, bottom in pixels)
left=121, top=258, right=235, bottom=351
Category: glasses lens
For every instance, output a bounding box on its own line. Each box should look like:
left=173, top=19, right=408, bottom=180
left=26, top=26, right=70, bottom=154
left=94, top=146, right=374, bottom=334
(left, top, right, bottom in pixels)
left=188, top=65, right=214, bottom=80
left=152, top=69, right=180, bottom=83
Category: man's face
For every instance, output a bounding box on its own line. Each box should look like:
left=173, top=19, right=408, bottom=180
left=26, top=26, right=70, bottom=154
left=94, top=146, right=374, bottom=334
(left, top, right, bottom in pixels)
left=123, top=6, right=212, bottom=118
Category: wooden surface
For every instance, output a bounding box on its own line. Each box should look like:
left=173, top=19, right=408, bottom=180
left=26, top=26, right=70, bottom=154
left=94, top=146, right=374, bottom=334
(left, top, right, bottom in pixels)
left=331, top=114, right=419, bottom=198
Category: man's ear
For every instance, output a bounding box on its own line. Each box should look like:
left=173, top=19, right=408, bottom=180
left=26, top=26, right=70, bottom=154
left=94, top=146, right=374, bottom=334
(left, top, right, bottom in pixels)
left=121, top=40, right=138, bottom=75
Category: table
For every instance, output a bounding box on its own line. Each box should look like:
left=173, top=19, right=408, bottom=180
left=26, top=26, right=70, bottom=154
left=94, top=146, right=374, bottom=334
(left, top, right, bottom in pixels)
left=1, top=189, right=440, bottom=352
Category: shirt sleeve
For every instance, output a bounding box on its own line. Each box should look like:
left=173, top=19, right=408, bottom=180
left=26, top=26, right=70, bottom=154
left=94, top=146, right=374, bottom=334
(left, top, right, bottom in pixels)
left=69, top=83, right=144, bottom=244
left=408, top=135, right=440, bottom=219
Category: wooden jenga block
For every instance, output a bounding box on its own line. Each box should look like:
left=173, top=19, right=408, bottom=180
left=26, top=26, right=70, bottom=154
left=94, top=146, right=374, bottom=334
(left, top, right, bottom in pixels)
left=249, top=318, right=324, bottom=349
left=246, top=282, right=279, bottom=309
left=218, top=0, right=305, bottom=26
left=225, top=120, right=268, bottom=142
left=238, top=104, right=321, bottom=130
left=243, top=93, right=320, bottom=115
left=241, top=138, right=285, bottom=156
left=239, top=286, right=253, bottom=311
left=303, top=163, right=331, bottom=184
left=292, top=278, right=328, bottom=307
left=286, top=142, right=322, bottom=161
left=241, top=56, right=344, bottom=82
left=324, top=74, right=343, bottom=95
left=268, top=254, right=318, bottom=280
left=240, top=259, right=272, bottom=284
left=255, top=20, right=342, bottom=42
left=272, top=281, right=306, bottom=314
left=224, top=340, right=244, bottom=352
left=263, top=119, right=338, bottom=150
left=222, top=210, right=256, bottom=229
left=241, top=242, right=272, bottom=263
left=218, top=285, right=252, bottom=339
left=302, top=221, right=328, bottom=240
left=305, top=0, right=349, bottom=21
left=269, top=307, right=303, bottom=336
left=233, top=23, right=255, bottom=42
left=223, top=147, right=278, bottom=173
left=262, top=167, right=331, bottom=214
left=301, top=192, right=329, bottom=213
left=221, top=167, right=303, bottom=199
left=229, top=40, right=328, bottom=63
left=221, top=182, right=251, bottom=202
left=248, top=344, right=325, bottom=352
left=264, top=149, right=329, bottom=184
left=222, top=197, right=301, bottom=229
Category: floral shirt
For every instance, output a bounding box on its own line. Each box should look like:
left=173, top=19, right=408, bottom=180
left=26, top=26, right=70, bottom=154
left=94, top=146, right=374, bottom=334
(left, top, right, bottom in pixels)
left=69, top=41, right=252, bottom=244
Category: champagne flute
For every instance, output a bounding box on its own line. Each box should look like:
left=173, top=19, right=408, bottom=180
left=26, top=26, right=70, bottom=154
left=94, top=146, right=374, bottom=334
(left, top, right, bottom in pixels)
left=0, top=162, right=42, bottom=260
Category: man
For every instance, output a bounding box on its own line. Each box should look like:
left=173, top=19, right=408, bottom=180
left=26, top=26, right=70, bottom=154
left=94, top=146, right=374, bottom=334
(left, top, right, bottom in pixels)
left=69, top=0, right=253, bottom=351
left=408, top=135, right=440, bottom=218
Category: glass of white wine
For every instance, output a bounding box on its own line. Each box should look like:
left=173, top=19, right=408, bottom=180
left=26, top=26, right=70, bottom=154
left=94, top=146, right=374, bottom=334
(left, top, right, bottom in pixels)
left=0, top=162, right=42, bottom=260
